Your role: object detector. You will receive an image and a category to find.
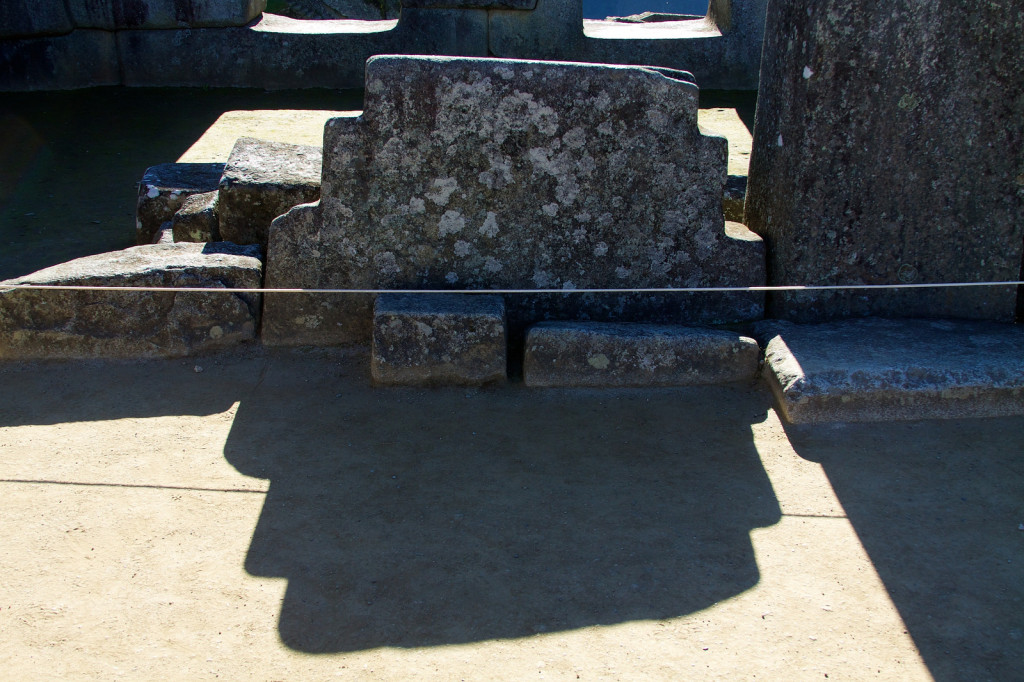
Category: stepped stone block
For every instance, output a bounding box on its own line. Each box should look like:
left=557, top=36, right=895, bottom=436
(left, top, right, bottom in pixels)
left=264, top=56, right=765, bottom=347
left=0, top=243, right=262, bottom=360
left=136, top=163, right=225, bottom=245
left=217, top=137, right=322, bottom=250
left=745, top=0, right=1024, bottom=322
left=372, top=293, right=507, bottom=386
left=523, top=321, right=758, bottom=387
left=172, top=191, right=221, bottom=243
left=757, top=318, right=1024, bottom=424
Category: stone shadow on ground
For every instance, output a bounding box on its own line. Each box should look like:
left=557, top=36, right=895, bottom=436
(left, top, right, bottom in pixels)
left=782, top=419, right=1024, bottom=682
left=223, top=350, right=781, bottom=653
left=0, top=354, right=253, bottom=427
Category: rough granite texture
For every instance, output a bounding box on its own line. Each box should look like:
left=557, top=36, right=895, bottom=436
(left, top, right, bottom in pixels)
left=172, top=191, right=221, bottom=243
left=67, top=0, right=265, bottom=30
left=136, top=163, right=225, bottom=245
left=0, top=30, right=120, bottom=91
left=217, top=137, right=322, bottom=250
left=745, top=0, right=1024, bottom=322
left=0, top=242, right=263, bottom=359
left=115, top=11, right=489, bottom=89
left=153, top=224, right=175, bottom=244
left=523, top=321, right=759, bottom=387
left=284, top=0, right=401, bottom=20
left=0, top=0, right=73, bottom=39
left=371, top=293, right=507, bottom=386
left=756, top=318, right=1024, bottom=424
left=403, top=0, right=537, bottom=8
left=263, top=56, right=765, bottom=347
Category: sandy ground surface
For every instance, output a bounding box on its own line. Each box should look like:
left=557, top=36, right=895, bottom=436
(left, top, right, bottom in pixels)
left=1, top=347, right=1021, bottom=680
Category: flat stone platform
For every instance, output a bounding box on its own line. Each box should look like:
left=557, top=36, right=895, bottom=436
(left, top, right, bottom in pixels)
left=177, top=109, right=352, bottom=163
left=758, top=318, right=1024, bottom=423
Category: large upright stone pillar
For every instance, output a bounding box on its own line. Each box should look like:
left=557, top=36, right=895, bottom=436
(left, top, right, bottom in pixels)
left=745, top=0, right=1024, bottom=322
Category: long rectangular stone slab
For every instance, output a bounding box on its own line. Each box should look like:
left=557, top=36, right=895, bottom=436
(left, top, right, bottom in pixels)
left=0, top=243, right=262, bottom=359
left=757, top=318, right=1024, bottom=423
left=523, top=322, right=759, bottom=387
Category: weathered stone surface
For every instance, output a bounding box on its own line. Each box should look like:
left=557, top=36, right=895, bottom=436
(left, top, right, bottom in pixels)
left=68, top=0, right=265, bottom=30
left=745, top=0, right=1024, bottom=322
left=172, top=191, right=220, bottom=243
left=0, top=30, right=119, bottom=91
left=404, top=0, right=536, bottom=9
left=371, top=293, right=507, bottom=386
left=281, top=0, right=401, bottom=20
left=0, top=0, right=73, bottom=38
left=217, top=137, right=322, bottom=249
left=117, top=10, right=488, bottom=89
left=264, top=56, right=765, bottom=347
left=488, top=0, right=768, bottom=90
left=523, top=321, right=759, bottom=387
left=136, top=163, right=225, bottom=245
left=0, top=243, right=263, bottom=360
left=153, top=223, right=175, bottom=244
left=756, top=318, right=1024, bottom=424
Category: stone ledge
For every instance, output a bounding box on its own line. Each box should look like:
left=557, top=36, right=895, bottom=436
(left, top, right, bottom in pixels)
left=371, top=293, right=507, bottom=386
left=756, top=318, right=1024, bottom=423
left=0, top=242, right=262, bottom=359
left=523, top=321, right=759, bottom=388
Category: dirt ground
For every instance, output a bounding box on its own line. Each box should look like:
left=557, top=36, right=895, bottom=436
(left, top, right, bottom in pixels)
left=1, top=347, right=1021, bottom=680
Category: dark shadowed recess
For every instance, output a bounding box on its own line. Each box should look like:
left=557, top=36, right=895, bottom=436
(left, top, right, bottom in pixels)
left=223, top=350, right=780, bottom=652
left=784, top=419, right=1024, bottom=682
left=0, top=86, right=362, bottom=281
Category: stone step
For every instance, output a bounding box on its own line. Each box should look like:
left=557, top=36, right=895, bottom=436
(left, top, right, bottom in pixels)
left=371, top=293, right=507, bottom=387
left=0, top=242, right=263, bottom=359
left=756, top=318, right=1024, bottom=423
left=523, top=321, right=759, bottom=388
left=217, top=137, right=322, bottom=250
left=136, top=162, right=224, bottom=245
